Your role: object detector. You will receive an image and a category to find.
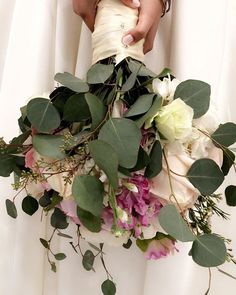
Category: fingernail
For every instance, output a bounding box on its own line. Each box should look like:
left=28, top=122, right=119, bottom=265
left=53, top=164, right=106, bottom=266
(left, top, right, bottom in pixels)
left=132, top=0, right=140, bottom=8
left=122, top=34, right=134, bottom=46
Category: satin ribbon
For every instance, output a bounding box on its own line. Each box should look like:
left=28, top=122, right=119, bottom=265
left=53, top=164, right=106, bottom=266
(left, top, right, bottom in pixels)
left=92, top=0, right=144, bottom=65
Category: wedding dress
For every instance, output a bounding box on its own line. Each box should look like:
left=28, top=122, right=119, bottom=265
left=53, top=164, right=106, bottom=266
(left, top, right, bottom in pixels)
left=0, top=0, right=236, bottom=294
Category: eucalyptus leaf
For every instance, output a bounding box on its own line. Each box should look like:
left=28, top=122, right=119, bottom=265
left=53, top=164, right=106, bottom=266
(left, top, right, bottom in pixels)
left=191, top=234, right=227, bottom=267
left=27, top=98, right=61, bottom=133
left=129, top=147, right=150, bottom=172
left=98, top=118, right=141, bottom=169
left=32, top=134, right=66, bottom=160
left=157, top=68, right=172, bottom=78
left=55, top=72, right=89, bottom=93
left=187, top=158, right=224, bottom=195
left=221, top=148, right=235, bottom=176
left=101, top=279, right=116, bottom=295
left=72, top=175, right=104, bottom=217
left=124, top=94, right=154, bottom=117
left=174, top=80, right=210, bottom=118
left=63, top=93, right=90, bottom=122
left=158, top=204, right=195, bottom=242
left=88, top=140, right=118, bottom=189
left=0, top=154, right=15, bottom=177
left=136, top=95, right=162, bottom=128
left=5, top=199, right=17, bottom=219
left=225, top=185, right=236, bottom=206
left=211, top=123, right=236, bottom=147
left=121, top=71, right=137, bottom=92
left=85, top=93, right=107, bottom=130
left=128, top=60, right=156, bottom=77
left=82, top=250, right=95, bottom=271
left=51, top=208, right=69, bottom=229
left=145, top=140, right=162, bottom=178
left=87, top=64, right=114, bottom=84
left=77, top=207, right=102, bottom=232
left=6, top=130, right=31, bottom=154
left=22, top=196, right=39, bottom=216
left=54, top=253, right=67, bottom=261
left=40, top=238, right=49, bottom=249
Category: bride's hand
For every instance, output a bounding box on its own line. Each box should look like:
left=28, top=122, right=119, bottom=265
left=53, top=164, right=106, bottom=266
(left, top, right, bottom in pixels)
left=73, top=0, right=164, bottom=53
left=122, top=0, right=163, bottom=53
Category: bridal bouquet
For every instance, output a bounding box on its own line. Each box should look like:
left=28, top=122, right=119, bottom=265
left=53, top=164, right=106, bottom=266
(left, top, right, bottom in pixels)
left=1, top=0, right=236, bottom=294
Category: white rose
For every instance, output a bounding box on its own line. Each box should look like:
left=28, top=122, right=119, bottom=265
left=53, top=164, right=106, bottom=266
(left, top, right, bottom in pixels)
left=154, top=98, right=194, bottom=142
left=152, top=77, right=180, bottom=102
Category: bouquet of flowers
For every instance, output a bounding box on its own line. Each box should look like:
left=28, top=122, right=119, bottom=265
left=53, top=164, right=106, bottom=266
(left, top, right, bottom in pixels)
left=1, top=0, right=236, bottom=294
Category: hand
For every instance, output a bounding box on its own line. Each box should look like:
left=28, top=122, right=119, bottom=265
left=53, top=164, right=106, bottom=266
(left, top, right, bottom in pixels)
left=122, top=0, right=163, bottom=53
left=73, top=0, right=163, bottom=53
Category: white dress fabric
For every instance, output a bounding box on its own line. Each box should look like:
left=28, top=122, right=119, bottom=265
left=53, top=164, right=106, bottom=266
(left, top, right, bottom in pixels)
left=0, top=0, right=236, bottom=294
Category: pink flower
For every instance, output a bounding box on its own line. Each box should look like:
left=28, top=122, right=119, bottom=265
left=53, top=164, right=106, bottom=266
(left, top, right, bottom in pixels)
left=144, top=237, right=177, bottom=260
left=25, top=149, right=35, bottom=169
left=59, top=199, right=80, bottom=225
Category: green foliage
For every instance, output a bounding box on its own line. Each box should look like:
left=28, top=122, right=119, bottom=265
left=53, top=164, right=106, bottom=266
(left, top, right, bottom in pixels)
left=54, top=72, right=89, bottom=93
left=87, top=64, right=114, bottom=84
left=4, top=131, right=31, bottom=154
left=33, top=134, right=66, bottom=160
left=122, top=71, right=138, bottom=92
left=77, top=207, right=102, bottom=232
left=63, top=93, right=91, bottom=122
left=128, top=60, right=156, bottom=77
left=145, top=140, right=162, bottom=178
left=27, top=98, right=61, bottom=133
left=99, top=118, right=141, bottom=169
left=136, top=239, right=149, bottom=252
left=101, top=280, right=116, bottom=295
left=85, top=93, right=107, bottom=130
left=123, top=239, right=132, bottom=249
left=40, top=238, right=49, bottom=249
left=82, top=250, right=95, bottom=271
left=174, top=80, right=210, bottom=118
left=22, top=196, right=39, bottom=216
left=190, top=234, right=227, bottom=267
left=124, top=94, right=154, bottom=117
left=136, top=95, right=162, bottom=128
left=5, top=199, right=17, bottom=219
left=54, top=253, right=67, bottom=261
left=0, top=154, right=16, bottom=177
left=72, top=175, right=104, bottom=217
left=130, top=147, right=150, bottom=172
left=221, top=148, right=235, bottom=176
left=51, top=208, right=69, bottom=229
left=43, top=192, right=63, bottom=211
left=187, top=158, right=224, bottom=195
left=88, top=140, right=119, bottom=189
left=225, top=186, right=236, bottom=206
left=211, top=123, right=236, bottom=147
left=158, top=204, right=195, bottom=242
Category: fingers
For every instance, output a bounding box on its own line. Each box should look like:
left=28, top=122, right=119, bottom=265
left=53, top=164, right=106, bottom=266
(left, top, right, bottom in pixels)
left=73, top=0, right=97, bottom=31
left=143, top=19, right=159, bottom=54
left=120, top=0, right=141, bottom=9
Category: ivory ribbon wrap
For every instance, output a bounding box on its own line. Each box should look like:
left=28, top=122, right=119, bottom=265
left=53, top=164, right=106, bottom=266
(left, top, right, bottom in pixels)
left=92, top=0, right=145, bottom=65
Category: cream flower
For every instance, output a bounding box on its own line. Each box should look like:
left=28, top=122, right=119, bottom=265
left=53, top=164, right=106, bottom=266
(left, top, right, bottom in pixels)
left=152, top=77, right=180, bottom=102
left=154, top=98, right=194, bottom=142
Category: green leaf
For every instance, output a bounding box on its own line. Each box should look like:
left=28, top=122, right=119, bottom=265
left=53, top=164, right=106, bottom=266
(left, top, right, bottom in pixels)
left=158, top=204, right=195, bottom=242
left=54, top=72, right=89, bottom=93
left=5, top=199, right=17, bottom=219
left=82, top=250, right=95, bottom=271
left=225, top=185, right=236, bottom=206
left=221, top=148, right=235, bottom=176
left=211, top=123, right=236, bottom=147
left=0, top=154, right=15, bottom=177
left=40, top=238, right=49, bottom=249
left=121, top=71, right=137, bottom=92
left=191, top=234, right=227, bottom=267
left=32, top=134, right=66, bottom=160
left=51, top=262, right=57, bottom=273
left=51, top=208, right=69, bottom=229
left=101, top=280, right=116, bottom=295
left=136, top=95, right=162, bottom=128
left=22, top=196, right=39, bottom=216
left=87, top=64, right=114, bottom=84
left=123, top=239, right=132, bottom=249
left=44, top=192, right=63, bottom=212
left=72, top=175, right=104, bottom=217
left=129, top=147, right=150, bottom=172
left=57, top=232, right=73, bottom=239
left=99, top=118, right=141, bottom=169
left=145, top=140, right=162, bottom=178
left=5, top=131, right=31, bottom=154
left=27, top=98, right=61, bottom=133
left=85, top=93, right=107, bottom=130
left=88, top=140, right=119, bottom=189
left=174, top=80, right=210, bottom=118
left=54, top=253, right=67, bottom=261
left=77, top=207, right=102, bottom=232
left=128, top=60, right=156, bottom=77
left=187, top=158, right=224, bottom=195
left=124, top=94, right=154, bottom=117
left=157, top=68, right=172, bottom=78
left=63, top=93, right=90, bottom=122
